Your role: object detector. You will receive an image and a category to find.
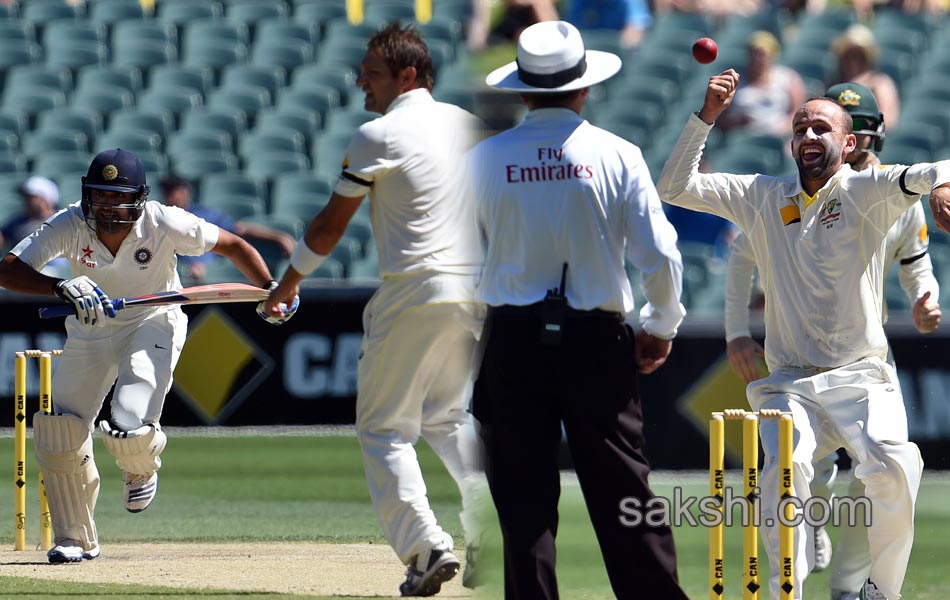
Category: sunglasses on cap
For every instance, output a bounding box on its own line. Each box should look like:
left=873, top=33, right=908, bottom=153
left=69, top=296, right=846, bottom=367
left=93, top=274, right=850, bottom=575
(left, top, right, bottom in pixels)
left=851, top=117, right=880, bottom=133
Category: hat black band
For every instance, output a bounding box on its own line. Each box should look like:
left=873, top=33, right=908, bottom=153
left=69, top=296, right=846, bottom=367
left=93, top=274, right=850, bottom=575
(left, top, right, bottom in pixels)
left=517, top=56, right=587, bottom=88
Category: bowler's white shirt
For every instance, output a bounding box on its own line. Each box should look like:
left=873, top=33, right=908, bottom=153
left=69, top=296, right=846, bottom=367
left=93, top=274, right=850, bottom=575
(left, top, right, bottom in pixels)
left=470, top=108, right=685, bottom=339
left=334, top=88, right=483, bottom=283
left=660, top=113, right=950, bottom=369
left=724, top=202, right=938, bottom=340
left=12, top=200, right=218, bottom=328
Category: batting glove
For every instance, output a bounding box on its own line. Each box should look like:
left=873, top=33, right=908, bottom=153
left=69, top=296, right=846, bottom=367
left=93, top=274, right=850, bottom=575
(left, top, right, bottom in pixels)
left=53, top=276, right=116, bottom=326
left=256, top=280, right=299, bottom=325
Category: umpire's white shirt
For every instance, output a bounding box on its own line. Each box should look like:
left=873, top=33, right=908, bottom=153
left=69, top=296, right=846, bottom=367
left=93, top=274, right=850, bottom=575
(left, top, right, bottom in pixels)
left=334, top=88, right=482, bottom=292
left=470, top=108, right=685, bottom=339
left=11, top=200, right=219, bottom=332
left=660, top=113, right=950, bottom=370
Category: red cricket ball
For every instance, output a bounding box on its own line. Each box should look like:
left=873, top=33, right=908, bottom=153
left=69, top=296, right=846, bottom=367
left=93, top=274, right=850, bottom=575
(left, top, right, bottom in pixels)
left=692, top=37, right=718, bottom=64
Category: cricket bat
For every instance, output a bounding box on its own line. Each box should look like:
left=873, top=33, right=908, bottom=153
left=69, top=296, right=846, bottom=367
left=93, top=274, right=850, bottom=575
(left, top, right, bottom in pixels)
left=39, top=283, right=271, bottom=319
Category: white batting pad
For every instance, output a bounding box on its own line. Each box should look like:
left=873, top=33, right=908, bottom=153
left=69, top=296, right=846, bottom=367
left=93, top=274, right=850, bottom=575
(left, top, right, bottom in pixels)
left=34, top=412, right=100, bottom=550
left=99, top=421, right=167, bottom=475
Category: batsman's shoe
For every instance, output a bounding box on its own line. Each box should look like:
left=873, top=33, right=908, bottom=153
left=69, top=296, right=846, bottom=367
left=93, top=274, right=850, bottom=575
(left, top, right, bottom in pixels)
left=859, top=579, right=888, bottom=600
left=47, top=540, right=100, bottom=564
left=812, top=525, right=832, bottom=572
left=399, top=548, right=460, bottom=597
left=124, top=471, right=158, bottom=513
left=832, top=591, right=860, bottom=600
left=462, top=543, right=484, bottom=589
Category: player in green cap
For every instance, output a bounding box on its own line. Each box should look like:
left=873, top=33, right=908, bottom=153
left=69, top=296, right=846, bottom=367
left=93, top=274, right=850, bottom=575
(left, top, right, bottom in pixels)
left=824, top=82, right=886, bottom=171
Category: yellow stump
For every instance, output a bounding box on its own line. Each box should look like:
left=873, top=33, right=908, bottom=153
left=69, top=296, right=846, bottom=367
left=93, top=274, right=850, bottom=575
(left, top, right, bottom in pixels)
left=743, top=414, right=760, bottom=599
left=709, top=414, right=725, bottom=600
left=415, top=0, right=432, bottom=23
left=14, top=353, right=26, bottom=551
left=779, top=414, right=795, bottom=600
left=346, top=0, right=363, bottom=24
left=38, top=353, right=53, bottom=551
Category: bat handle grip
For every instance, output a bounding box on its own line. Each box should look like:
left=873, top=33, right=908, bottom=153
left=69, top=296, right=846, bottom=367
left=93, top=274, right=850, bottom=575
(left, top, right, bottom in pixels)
left=38, top=298, right=126, bottom=319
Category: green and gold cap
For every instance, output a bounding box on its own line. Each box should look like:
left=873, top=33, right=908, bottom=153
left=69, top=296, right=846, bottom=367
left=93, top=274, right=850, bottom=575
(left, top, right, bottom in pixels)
left=824, top=82, right=883, bottom=135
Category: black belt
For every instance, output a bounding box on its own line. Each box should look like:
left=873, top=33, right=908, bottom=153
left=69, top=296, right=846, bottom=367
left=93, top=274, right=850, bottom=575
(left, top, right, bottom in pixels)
left=490, top=303, right=623, bottom=322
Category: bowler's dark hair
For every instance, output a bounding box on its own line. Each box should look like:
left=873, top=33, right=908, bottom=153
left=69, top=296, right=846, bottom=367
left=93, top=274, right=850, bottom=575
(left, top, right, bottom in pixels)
left=367, top=22, right=434, bottom=91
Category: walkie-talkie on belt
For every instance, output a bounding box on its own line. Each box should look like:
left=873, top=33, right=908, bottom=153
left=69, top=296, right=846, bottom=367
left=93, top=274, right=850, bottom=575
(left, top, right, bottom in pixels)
left=540, top=262, right=568, bottom=345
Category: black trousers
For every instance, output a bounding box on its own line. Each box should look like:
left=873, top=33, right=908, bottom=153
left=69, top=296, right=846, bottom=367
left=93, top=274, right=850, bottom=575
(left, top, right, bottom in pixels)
left=473, top=305, right=688, bottom=600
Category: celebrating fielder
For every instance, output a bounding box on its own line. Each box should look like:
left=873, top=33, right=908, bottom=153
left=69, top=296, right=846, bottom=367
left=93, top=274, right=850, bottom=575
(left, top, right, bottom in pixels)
left=724, top=82, right=941, bottom=600
left=658, top=70, right=950, bottom=600
left=0, top=148, right=296, bottom=564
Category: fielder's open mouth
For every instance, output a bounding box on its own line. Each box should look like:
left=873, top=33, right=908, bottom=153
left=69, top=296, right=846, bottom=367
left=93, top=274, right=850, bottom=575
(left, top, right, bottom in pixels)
left=801, top=147, right=823, bottom=166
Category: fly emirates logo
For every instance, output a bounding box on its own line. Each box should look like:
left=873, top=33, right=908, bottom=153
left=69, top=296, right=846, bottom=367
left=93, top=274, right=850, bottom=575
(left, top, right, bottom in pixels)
left=506, top=147, right=594, bottom=183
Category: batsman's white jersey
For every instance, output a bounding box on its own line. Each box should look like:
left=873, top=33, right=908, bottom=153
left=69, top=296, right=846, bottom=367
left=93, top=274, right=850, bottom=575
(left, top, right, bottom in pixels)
left=659, top=113, right=950, bottom=600
left=724, top=201, right=938, bottom=341
left=334, top=88, right=487, bottom=564
left=11, top=201, right=219, bottom=428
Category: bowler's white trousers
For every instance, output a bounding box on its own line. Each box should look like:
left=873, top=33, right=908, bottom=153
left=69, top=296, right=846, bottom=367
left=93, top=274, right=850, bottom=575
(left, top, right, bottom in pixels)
left=356, top=273, right=488, bottom=565
left=747, top=357, right=922, bottom=600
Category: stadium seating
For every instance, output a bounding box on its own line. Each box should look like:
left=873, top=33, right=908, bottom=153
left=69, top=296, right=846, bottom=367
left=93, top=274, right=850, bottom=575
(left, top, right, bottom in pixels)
left=76, top=65, right=143, bottom=97
left=149, top=65, right=214, bottom=98
left=3, top=0, right=942, bottom=305
left=23, top=130, right=88, bottom=157
left=109, top=109, right=175, bottom=141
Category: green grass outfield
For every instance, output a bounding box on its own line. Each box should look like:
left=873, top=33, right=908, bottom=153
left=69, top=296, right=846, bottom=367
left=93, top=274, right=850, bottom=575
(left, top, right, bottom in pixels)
left=2, top=429, right=948, bottom=598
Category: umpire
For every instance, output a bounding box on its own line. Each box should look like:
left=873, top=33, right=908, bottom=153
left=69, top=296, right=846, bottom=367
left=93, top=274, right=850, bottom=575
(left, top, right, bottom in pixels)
left=469, top=21, right=689, bottom=599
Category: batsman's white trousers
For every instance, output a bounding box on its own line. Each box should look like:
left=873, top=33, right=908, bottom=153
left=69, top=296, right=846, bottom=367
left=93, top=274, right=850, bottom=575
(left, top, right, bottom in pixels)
left=52, top=309, right=188, bottom=430
left=357, top=273, right=487, bottom=565
left=747, top=357, right=922, bottom=600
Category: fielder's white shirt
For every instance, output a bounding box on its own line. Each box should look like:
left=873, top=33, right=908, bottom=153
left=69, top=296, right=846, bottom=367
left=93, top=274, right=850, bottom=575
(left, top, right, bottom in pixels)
left=724, top=201, right=939, bottom=340
left=659, top=113, right=950, bottom=369
left=334, top=88, right=483, bottom=287
left=470, top=108, right=686, bottom=339
left=12, top=200, right=218, bottom=329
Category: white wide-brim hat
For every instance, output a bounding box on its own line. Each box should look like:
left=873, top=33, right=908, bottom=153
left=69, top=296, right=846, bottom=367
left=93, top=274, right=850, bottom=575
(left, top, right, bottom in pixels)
left=486, top=21, right=622, bottom=93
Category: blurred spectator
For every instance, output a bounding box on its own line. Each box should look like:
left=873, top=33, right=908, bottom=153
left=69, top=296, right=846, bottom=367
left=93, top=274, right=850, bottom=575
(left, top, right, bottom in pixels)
left=567, top=0, right=653, bottom=50
left=800, top=0, right=874, bottom=20
left=468, top=0, right=493, bottom=50
left=829, top=23, right=900, bottom=129
left=665, top=158, right=739, bottom=260
left=665, top=204, right=739, bottom=259
left=897, top=0, right=947, bottom=13
left=652, top=0, right=761, bottom=17
left=717, top=31, right=807, bottom=138
left=0, top=176, right=69, bottom=277
left=468, top=0, right=558, bottom=50
left=1, top=177, right=60, bottom=251
left=160, top=175, right=295, bottom=285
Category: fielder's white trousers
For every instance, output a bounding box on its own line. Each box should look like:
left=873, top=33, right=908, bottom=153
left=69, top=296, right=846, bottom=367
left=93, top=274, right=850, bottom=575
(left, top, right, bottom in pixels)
left=747, top=357, right=922, bottom=600
left=812, top=452, right=875, bottom=595
left=356, top=274, right=488, bottom=565
left=53, top=309, right=187, bottom=429
left=810, top=348, right=908, bottom=596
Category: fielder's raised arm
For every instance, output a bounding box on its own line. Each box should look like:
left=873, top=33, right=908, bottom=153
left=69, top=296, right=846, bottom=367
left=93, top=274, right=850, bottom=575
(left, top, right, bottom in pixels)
left=656, top=66, right=950, bottom=599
